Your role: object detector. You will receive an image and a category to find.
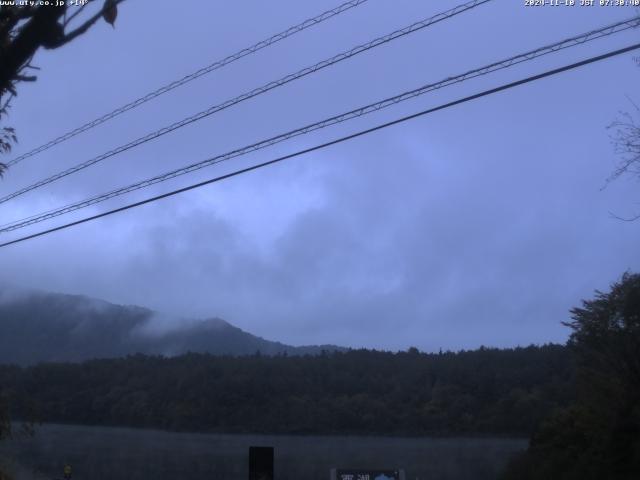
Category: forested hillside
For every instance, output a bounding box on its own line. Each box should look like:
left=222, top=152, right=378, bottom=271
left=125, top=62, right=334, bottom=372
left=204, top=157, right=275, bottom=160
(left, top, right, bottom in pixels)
left=0, top=345, right=572, bottom=436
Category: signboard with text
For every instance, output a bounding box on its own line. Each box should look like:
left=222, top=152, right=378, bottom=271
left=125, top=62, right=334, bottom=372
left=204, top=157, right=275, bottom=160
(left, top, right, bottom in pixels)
left=332, top=469, right=405, bottom=480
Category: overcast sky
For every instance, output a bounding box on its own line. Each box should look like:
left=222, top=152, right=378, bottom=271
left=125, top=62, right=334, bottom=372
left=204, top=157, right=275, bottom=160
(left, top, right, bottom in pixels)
left=0, top=0, right=639, bottom=351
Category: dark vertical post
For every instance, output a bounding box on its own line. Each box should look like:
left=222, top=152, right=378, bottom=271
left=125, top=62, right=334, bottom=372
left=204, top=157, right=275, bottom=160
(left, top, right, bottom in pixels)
left=249, top=446, right=274, bottom=480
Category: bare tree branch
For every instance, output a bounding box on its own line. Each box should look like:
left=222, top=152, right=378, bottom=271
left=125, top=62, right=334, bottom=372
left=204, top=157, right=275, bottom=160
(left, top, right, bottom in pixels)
left=63, top=3, right=89, bottom=28
left=605, top=59, right=640, bottom=220
left=14, top=74, right=36, bottom=82
left=607, top=102, right=640, bottom=183
left=54, top=0, right=125, bottom=48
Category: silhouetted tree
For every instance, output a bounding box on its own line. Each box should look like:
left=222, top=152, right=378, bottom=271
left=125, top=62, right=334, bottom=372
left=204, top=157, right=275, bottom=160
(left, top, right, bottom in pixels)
left=503, top=272, right=640, bottom=480
left=0, top=0, right=124, bottom=177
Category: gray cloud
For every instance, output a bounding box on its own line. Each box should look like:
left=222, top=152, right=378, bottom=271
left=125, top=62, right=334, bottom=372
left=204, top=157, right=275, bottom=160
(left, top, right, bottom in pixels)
left=0, top=0, right=639, bottom=352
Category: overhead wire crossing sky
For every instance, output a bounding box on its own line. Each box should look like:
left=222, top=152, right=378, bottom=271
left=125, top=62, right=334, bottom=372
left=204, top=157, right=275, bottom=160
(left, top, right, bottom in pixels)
left=0, top=0, right=494, bottom=205
left=0, top=15, right=638, bottom=234
left=1, top=40, right=639, bottom=248
left=5, top=0, right=373, bottom=168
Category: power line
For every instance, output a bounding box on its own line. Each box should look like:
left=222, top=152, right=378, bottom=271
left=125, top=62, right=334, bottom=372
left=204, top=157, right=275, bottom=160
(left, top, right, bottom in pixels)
left=0, top=0, right=493, bottom=205
left=5, top=0, right=372, bottom=168
left=1, top=41, right=638, bottom=249
left=1, top=16, right=637, bottom=233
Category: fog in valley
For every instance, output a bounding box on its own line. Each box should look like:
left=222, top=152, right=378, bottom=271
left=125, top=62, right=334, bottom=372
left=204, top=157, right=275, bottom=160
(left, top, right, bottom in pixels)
left=1, top=425, right=526, bottom=480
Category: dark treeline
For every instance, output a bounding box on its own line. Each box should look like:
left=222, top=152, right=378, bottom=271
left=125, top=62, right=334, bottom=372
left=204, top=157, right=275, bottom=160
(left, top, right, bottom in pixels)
left=0, top=344, right=572, bottom=436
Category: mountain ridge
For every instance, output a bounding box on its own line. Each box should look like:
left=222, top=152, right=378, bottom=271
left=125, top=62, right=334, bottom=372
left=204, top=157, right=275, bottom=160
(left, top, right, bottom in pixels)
left=0, top=286, right=345, bottom=365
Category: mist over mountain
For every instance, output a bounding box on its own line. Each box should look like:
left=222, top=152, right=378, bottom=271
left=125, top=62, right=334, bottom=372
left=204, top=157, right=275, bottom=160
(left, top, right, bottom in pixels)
left=0, top=286, right=344, bottom=365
